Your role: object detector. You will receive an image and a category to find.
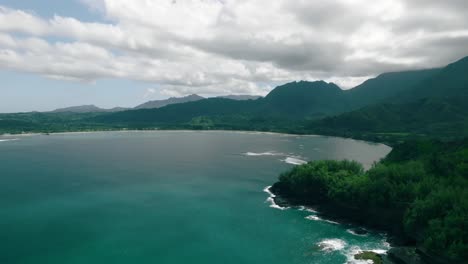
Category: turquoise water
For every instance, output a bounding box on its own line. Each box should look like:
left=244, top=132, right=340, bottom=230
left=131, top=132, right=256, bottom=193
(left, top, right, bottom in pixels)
left=0, top=131, right=391, bottom=264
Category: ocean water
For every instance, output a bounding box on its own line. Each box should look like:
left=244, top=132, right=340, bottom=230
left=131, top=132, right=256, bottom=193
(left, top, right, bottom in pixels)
left=0, top=131, right=391, bottom=264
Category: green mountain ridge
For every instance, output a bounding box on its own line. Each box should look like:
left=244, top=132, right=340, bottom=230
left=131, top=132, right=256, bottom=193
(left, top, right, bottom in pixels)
left=398, top=56, right=468, bottom=102
left=92, top=80, right=350, bottom=125
left=93, top=62, right=455, bottom=126
left=346, top=68, right=441, bottom=108
left=1, top=55, right=467, bottom=142
left=308, top=56, right=468, bottom=142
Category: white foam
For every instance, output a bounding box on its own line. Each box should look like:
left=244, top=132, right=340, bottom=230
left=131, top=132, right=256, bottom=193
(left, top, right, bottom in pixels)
left=305, top=215, right=321, bottom=221
left=305, top=215, right=339, bottom=224
left=370, top=249, right=387, bottom=254
left=297, top=206, right=318, bottom=213
left=346, top=228, right=369, bottom=237
left=317, top=239, right=347, bottom=252
left=244, top=151, right=283, bottom=156
left=283, top=157, right=307, bottom=165
left=0, top=138, right=18, bottom=142
left=345, top=246, right=370, bottom=264
left=263, top=186, right=289, bottom=210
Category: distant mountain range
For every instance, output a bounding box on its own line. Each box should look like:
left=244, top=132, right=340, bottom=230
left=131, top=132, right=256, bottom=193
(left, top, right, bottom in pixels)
left=90, top=55, right=468, bottom=139
left=95, top=62, right=451, bottom=124
left=51, top=94, right=262, bottom=113
left=2, top=55, right=468, bottom=142
left=308, top=56, right=468, bottom=141
left=51, top=105, right=128, bottom=113
left=134, top=94, right=204, bottom=110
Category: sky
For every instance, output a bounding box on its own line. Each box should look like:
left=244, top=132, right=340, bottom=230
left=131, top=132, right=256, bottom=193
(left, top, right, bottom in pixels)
left=0, top=0, right=467, bottom=112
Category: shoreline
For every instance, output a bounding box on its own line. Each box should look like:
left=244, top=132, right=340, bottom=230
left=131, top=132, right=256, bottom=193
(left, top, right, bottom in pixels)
left=0, top=128, right=391, bottom=147
left=263, top=185, right=394, bottom=264
left=267, top=185, right=441, bottom=264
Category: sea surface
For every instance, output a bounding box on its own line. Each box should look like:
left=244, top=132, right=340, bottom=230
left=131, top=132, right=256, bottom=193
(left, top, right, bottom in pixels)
left=0, top=131, right=391, bottom=264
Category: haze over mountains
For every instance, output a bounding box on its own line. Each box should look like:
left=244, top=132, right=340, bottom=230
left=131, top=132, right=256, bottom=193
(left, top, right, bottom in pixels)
left=51, top=94, right=262, bottom=113
left=51, top=105, right=128, bottom=113
left=134, top=94, right=204, bottom=110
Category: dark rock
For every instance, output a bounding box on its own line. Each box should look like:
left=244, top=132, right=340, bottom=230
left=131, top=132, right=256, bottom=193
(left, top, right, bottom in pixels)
left=387, top=247, right=427, bottom=264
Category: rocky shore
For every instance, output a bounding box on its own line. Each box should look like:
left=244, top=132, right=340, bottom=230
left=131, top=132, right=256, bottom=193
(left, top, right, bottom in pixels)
left=268, top=184, right=449, bottom=264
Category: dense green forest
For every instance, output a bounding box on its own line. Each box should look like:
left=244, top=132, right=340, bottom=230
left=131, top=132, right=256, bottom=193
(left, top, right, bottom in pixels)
left=271, top=139, right=468, bottom=262
left=308, top=96, right=468, bottom=143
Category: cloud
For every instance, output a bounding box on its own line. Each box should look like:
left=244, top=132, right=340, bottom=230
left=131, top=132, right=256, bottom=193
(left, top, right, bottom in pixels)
left=0, top=0, right=467, bottom=94
left=143, top=88, right=156, bottom=99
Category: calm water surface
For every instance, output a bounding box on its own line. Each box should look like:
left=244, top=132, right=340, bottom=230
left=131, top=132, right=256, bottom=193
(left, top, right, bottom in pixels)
left=0, top=131, right=391, bottom=264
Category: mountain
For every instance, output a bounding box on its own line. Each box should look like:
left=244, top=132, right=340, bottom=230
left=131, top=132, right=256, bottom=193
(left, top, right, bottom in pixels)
left=93, top=59, right=466, bottom=128
left=51, top=105, right=127, bottom=113
left=397, top=56, right=468, bottom=102
left=310, top=96, right=468, bottom=135
left=216, top=95, right=262, bottom=100
left=308, top=56, right=468, bottom=141
left=94, top=80, right=349, bottom=126
left=260, top=81, right=349, bottom=118
left=95, top=98, right=257, bottom=124
left=49, top=64, right=449, bottom=118
left=345, top=68, right=441, bottom=108
left=3, top=55, right=468, bottom=139
left=134, top=94, right=204, bottom=109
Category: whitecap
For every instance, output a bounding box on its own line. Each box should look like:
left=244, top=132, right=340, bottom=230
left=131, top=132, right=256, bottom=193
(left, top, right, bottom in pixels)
left=305, top=215, right=321, bottom=221
left=317, top=239, right=346, bottom=252
left=346, top=228, right=369, bottom=237
left=263, top=186, right=289, bottom=210
left=297, top=206, right=318, bottom=213
left=283, top=157, right=307, bottom=165
left=305, top=215, right=339, bottom=224
left=244, top=151, right=283, bottom=156
left=0, top=138, right=18, bottom=142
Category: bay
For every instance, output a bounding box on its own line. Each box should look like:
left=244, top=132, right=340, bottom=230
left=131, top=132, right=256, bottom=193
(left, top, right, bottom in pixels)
left=0, top=131, right=391, bottom=264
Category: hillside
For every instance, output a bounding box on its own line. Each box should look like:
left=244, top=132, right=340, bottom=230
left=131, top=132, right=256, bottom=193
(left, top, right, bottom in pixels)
left=51, top=105, right=128, bottom=113
left=92, top=81, right=350, bottom=126
left=216, top=95, right=262, bottom=100
left=260, top=81, right=349, bottom=118
left=309, top=97, right=468, bottom=142
left=134, top=94, right=205, bottom=109
left=345, top=68, right=440, bottom=108
left=398, top=56, right=468, bottom=102
left=308, top=56, right=468, bottom=142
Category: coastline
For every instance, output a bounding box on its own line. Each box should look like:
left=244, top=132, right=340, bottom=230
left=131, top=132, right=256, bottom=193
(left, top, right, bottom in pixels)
left=0, top=128, right=391, bottom=148
left=264, top=185, right=395, bottom=264
left=0, top=128, right=322, bottom=137
left=266, top=184, right=445, bottom=264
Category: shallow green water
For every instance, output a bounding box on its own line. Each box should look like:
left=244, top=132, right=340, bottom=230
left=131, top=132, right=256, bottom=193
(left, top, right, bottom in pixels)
left=0, top=131, right=391, bottom=264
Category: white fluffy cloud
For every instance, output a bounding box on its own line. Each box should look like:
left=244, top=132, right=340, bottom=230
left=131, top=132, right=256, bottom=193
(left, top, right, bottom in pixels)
left=0, top=0, right=467, bottom=95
